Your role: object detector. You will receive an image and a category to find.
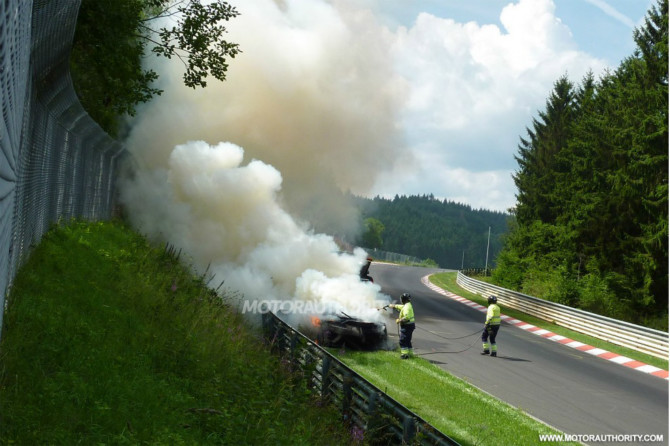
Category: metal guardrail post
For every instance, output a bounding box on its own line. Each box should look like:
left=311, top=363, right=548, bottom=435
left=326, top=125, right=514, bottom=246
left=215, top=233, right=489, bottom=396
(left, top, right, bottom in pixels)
left=261, top=311, right=273, bottom=342
left=289, top=331, right=298, bottom=359
left=342, top=369, right=353, bottom=418
left=366, top=390, right=378, bottom=415
left=403, top=415, right=416, bottom=444
left=321, top=355, right=332, bottom=398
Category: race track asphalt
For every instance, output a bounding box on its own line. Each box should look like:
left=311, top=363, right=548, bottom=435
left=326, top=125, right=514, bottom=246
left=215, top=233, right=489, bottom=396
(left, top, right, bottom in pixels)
left=371, top=263, right=669, bottom=446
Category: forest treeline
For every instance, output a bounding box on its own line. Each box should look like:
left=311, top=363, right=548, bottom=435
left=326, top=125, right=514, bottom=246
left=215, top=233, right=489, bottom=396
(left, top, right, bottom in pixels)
left=493, top=1, right=668, bottom=330
left=354, top=194, right=510, bottom=270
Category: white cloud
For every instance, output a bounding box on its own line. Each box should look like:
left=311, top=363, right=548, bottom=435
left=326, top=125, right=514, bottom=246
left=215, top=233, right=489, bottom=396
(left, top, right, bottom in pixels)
left=392, top=0, right=604, bottom=131
left=369, top=0, right=607, bottom=211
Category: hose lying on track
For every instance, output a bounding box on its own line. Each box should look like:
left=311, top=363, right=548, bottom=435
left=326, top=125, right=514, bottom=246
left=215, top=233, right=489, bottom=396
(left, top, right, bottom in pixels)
left=380, top=307, right=482, bottom=354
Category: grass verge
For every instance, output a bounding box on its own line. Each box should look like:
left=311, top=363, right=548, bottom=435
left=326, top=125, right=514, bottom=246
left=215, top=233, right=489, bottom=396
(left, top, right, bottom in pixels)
left=429, top=272, right=668, bottom=371
left=335, top=349, right=579, bottom=446
left=0, top=220, right=350, bottom=445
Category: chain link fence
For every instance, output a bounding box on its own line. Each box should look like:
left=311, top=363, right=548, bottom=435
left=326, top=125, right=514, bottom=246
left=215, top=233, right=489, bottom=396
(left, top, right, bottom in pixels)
left=0, top=0, right=125, bottom=334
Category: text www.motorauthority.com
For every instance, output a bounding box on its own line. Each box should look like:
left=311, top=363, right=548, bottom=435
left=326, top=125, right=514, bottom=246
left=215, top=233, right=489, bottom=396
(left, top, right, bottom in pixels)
left=539, top=434, right=664, bottom=443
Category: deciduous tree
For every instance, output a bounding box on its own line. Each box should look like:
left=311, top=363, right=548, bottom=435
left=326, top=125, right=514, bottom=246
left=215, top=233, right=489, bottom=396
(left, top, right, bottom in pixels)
left=71, top=0, right=240, bottom=136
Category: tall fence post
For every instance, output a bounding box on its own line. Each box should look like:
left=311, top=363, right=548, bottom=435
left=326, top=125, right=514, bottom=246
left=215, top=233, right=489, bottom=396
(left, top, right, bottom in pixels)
left=289, top=331, right=298, bottom=358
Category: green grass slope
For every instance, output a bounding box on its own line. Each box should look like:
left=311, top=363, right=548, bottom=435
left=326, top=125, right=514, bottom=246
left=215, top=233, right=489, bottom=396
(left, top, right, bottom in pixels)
left=336, top=349, right=579, bottom=446
left=0, top=220, right=349, bottom=445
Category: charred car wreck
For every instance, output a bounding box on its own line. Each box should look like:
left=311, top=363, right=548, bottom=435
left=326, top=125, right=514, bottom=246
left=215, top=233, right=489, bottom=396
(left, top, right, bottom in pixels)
left=308, top=312, right=387, bottom=350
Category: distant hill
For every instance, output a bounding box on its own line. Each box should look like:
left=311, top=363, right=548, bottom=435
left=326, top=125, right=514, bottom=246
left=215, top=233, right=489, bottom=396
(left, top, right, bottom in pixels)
left=354, top=194, right=511, bottom=269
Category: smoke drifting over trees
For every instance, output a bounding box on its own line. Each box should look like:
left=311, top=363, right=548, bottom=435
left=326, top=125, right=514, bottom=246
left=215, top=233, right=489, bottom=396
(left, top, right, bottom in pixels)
left=124, top=0, right=407, bottom=239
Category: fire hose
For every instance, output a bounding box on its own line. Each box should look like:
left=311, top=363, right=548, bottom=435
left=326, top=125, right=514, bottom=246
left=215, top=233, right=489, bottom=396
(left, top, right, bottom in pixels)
left=379, top=305, right=482, bottom=355
left=413, top=325, right=482, bottom=355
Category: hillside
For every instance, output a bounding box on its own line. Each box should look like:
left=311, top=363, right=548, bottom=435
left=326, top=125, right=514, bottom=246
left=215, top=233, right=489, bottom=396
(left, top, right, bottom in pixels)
left=355, top=194, right=511, bottom=269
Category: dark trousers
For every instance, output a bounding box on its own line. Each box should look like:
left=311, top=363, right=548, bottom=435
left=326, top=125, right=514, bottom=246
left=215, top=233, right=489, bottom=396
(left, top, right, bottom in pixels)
left=399, top=323, right=415, bottom=351
left=482, top=324, right=500, bottom=345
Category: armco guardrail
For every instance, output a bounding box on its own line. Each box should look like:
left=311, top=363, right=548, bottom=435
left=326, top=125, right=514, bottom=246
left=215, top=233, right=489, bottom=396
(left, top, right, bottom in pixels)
left=456, top=272, right=669, bottom=359
left=262, top=312, right=460, bottom=446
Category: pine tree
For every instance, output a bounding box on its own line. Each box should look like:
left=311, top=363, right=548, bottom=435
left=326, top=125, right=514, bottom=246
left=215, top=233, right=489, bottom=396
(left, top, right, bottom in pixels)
left=513, top=75, right=576, bottom=224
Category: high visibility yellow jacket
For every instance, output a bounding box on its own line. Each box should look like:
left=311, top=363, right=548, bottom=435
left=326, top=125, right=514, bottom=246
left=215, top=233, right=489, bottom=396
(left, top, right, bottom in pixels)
left=485, top=304, right=501, bottom=325
left=391, top=302, right=415, bottom=324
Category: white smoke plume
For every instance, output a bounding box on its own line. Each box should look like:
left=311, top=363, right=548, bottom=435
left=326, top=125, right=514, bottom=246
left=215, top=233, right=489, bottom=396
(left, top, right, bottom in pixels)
left=124, top=0, right=407, bottom=238
left=119, top=0, right=403, bottom=325
left=119, top=141, right=389, bottom=325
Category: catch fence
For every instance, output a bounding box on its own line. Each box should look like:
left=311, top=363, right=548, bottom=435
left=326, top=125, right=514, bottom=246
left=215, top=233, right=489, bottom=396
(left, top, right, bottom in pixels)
left=262, top=311, right=461, bottom=445
left=0, top=0, right=124, bottom=333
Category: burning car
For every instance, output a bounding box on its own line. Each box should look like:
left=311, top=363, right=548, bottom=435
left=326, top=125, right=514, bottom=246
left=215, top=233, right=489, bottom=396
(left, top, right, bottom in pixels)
left=307, top=312, right=387, bottom=350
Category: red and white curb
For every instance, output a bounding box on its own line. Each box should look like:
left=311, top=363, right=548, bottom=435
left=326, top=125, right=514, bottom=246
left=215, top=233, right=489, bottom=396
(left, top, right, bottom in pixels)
left=421, top=275, right=669, bottom=380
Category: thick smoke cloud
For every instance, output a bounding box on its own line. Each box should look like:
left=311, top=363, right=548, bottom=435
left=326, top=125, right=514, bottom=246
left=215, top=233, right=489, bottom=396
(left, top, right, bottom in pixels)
left=125, top=0, right=407, bottom=238
left=119, top=0, right=404, bottom=324
left=120, top=141, right=389, bottom=324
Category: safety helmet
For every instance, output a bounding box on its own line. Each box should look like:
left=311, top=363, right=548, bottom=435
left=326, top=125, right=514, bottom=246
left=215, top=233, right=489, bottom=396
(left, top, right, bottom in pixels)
left=488, top=295, right=497, bottom=304
left=401, top=293, right=411, bottom=303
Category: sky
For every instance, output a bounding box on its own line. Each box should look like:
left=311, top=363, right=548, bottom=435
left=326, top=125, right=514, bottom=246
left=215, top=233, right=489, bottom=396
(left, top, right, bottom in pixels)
left=352, top=0, right=656, bottom=212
